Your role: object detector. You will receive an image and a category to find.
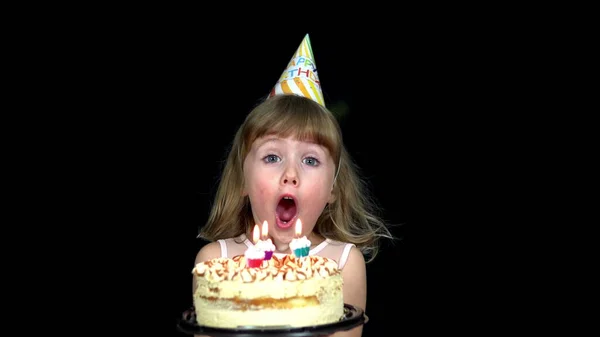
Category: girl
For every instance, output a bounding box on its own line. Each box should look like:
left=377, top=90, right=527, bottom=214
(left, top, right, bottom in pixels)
left=194, top=93, right=393, bottom=337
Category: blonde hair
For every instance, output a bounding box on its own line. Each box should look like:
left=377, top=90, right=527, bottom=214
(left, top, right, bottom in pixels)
left=198, top=94, right=393, bottom=262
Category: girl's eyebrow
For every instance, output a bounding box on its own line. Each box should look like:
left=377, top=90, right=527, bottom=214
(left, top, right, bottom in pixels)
left=254, top=136, right=282, bottom=148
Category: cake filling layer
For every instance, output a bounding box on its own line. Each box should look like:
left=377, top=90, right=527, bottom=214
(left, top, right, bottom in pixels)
left=199, top=295, right=320, bottom=310
left=194, top=305, right=344, bottom=328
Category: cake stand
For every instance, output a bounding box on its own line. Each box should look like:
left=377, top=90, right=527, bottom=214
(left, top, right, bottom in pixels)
left=176, top=303, right=369, bottom=336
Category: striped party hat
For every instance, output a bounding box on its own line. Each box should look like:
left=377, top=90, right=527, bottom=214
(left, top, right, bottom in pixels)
left=269, top=34, right=325, bottom=107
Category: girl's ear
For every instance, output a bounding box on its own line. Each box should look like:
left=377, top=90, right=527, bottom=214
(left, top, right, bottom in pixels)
left=328, top=187, right=336, bottom=204
left=241, top=177, right=248, bottom=196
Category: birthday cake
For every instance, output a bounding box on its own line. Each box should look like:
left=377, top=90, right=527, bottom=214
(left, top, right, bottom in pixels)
left=192, top=254, right=344, bottom=328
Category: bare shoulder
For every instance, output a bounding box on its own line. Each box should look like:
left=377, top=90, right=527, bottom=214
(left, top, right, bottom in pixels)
left=334, top=247, right=366, bottom=337
left=342, top=246, right=366, bottom=276
left=195, top=241, right=222, bottom=264
left=193, top=242, right=222, bottom=294
left=340, top=246, right=367, bottom=307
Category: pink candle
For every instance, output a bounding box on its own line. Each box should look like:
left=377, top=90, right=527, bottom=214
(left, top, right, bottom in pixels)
left=245, top=224, right=265, bottom=268
left=255, top=220, right=275, bottom=260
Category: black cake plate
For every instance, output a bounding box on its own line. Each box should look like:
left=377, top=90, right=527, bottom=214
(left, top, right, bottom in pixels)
left=176, top=303, right=368, bottom=336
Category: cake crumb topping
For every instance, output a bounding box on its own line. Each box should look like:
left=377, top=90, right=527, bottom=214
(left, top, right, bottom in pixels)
left=192, top=255, right=341, bottom=282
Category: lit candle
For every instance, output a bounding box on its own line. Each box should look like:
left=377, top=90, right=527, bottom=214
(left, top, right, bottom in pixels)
left=245, top=224, right=265, bottom=268
left=290, top=219, right=311, bottom=258
left=255, top=220, right=275, bottom=260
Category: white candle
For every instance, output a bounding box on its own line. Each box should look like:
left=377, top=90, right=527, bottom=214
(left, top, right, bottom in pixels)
left=290, top=219, right=310, bottom=258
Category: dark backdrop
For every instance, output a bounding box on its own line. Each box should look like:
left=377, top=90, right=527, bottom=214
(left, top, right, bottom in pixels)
left=85, top=25, right=500, bottom=336
left=31, top=5, right=536, bottom=334
left=158, top=30, right=465, bottom=336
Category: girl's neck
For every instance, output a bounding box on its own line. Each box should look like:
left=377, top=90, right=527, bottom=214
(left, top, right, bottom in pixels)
left=243, top=231, right=325, bottom=251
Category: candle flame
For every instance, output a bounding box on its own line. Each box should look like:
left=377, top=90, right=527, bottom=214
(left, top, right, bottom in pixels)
left=253, top=224, right=260, bottom=244
left=295, top=219, right=302, bottom=237
left=262, top=220, right=268, bottom=240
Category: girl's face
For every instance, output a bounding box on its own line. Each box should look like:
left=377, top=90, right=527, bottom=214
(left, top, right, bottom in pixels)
left=243, top=135, right=336, bottom=252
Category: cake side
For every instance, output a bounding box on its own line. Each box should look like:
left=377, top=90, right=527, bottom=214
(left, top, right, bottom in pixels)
left=192, top=255, right=344, bottom=328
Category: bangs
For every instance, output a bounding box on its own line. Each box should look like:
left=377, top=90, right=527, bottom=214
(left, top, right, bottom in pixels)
left=257, top=111, right=338, bottom=151
left=241, top=95, right=342, bottom=161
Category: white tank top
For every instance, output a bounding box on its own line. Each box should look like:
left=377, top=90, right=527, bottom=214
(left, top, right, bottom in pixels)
left=217, top=234, right=356, bottom=269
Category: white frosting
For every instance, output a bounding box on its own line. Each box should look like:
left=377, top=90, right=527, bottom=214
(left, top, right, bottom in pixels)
left=244, top=246, right=265, bottom=260
left=192, top=255, right=341, bottom=283
left=289, top=236, right=311, bottom=251
left=255, top=238, right=275, bottom=251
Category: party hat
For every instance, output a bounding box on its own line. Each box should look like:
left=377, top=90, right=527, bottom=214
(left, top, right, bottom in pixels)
left=269, top=34, right=325, bottom=107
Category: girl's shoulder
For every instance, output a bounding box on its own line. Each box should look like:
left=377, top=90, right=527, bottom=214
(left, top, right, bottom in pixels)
left=218, top=234, right=252, bottom=258
left=194, top=241, right=221, bottom=263
left=195, top=234, right=250, bottom=261
left=310, top=238, right=356, bottom=269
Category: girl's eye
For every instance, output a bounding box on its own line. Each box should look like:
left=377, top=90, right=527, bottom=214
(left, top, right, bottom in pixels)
left=303, top=157, right=320, bottom=166
left=263, top=154, right=281, bottom=163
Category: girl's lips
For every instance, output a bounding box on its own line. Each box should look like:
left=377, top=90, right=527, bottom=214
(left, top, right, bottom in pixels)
left=275, top=214, right=297, bottom=229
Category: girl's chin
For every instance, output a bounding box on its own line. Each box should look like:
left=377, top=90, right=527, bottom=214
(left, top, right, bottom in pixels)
left=272, top=236, right=292, bottom=245
left=273, top=242, right=290, bottom=253
left=270, top=235, right=293, bottom=250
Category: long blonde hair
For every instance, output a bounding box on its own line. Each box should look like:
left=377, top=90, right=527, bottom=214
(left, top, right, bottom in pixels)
left=198, top=94, right=393, bottom=262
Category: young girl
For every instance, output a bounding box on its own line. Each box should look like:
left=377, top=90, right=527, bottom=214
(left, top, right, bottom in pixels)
left=194, top=93, right=393, bottom=336
left=194, top=34, right=392, bottom=337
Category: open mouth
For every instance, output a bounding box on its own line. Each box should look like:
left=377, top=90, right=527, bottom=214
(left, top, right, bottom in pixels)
left=275, top=195, right=297, bottom=229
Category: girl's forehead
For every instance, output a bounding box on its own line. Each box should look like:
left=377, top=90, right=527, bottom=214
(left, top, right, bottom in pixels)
left=253, top=134, right=319, bottom=147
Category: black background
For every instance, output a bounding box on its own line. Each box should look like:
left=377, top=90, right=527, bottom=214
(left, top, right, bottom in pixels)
left=60, top=19, right=515, bottom=335
left=157, top=29, right=486, bottom=336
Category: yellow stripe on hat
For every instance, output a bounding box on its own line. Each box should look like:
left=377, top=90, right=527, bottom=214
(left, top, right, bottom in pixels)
left=280, top=80, right=292, bottom=95
left=306, top=79, right=324, bottom=106
left=294, top=40, right=312, bottom=59
left=293, top=78, right=313, bottom=101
